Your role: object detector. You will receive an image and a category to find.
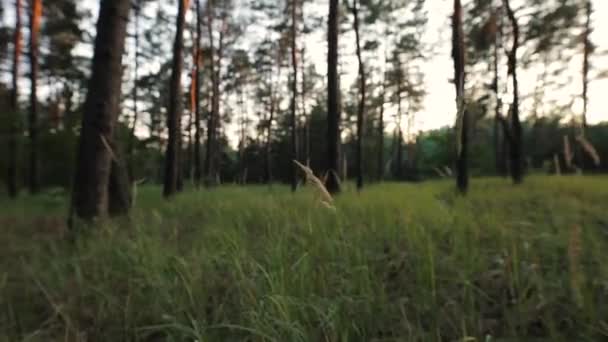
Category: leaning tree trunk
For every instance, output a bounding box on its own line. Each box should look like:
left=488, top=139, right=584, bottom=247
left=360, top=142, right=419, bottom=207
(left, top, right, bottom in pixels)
left=452, top=0, right=468, bottom=193
left=351, top=0, right=365, bottom=191
left=7, top=0, right=22, bottom=199
left=326, top=0, right=341, bottom=194
left=504, top=0, right=523, bottom=184
left=71, top=0, right=131, bottom=221
left=28, top=0, right=41, bottom=194
left=290, top=0, right=298, bottom=192
left=163, top=0, right=187, bottom=198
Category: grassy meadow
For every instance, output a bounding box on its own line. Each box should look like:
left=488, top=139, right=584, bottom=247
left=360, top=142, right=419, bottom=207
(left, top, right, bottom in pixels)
left=1, top=176, right=608, bottom=341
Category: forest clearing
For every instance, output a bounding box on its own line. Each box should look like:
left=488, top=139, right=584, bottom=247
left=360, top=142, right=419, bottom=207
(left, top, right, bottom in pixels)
left=2, top=176, right=608, bottom=341
left=2, top=0, right=608, bottom=340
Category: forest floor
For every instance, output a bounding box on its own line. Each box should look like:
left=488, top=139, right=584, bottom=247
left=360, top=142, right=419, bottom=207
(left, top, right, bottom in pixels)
left=1, top=176, right=608, bottom=341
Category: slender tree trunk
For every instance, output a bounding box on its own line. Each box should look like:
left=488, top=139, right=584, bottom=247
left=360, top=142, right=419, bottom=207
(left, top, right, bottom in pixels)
left=582, top=0, right=591, bottom=133
left=163, top=0, right=187, bottom=198
left=204, top=2, right=217, bottom=185
left=290, top=0, right=298, bottom=192
left=28, top=0, right=41, bottom=194
left=194, top=0, right=202, bottom=187
left=504, top=0, right=523, bottom=184
left=493, top=9, right=506, bottom=176
left=300, top=47, right=310, bottom=166
left=71, top=0, right=131, bottom=220
left=128, top=0, right=140, bottom=181
left=351, top=0, right=365, bottom=191
left=395, top=69, right=403, bottom=179
left=452, top=0, right=468, bottom=193
left=7, top=0, right=21, bottom=198
left=326, top=0, right=341, bottom=194
left=378, top=75, right=386, bottom=181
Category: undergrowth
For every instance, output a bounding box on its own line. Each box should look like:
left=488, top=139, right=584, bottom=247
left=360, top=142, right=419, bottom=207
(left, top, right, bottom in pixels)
left=1, top=176, right=607, bottom=341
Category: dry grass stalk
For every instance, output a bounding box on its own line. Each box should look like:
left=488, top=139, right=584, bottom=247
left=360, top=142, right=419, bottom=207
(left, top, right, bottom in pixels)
left=575, top=135, right=601, bottom=166
left=553, top=154, right=561, bottom=175
left=568, top=224, right=584, bottom=308
left=563, top=135, right=573, bottom=169
left=433, top=167, right=447, bottom=178
left=100, top=134, right=117, bottom=162
left=293, top=160, right=334, bottom=208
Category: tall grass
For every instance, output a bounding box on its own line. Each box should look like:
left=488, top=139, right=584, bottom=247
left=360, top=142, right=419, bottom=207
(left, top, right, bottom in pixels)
left=1, top=176, right=607, bottom=341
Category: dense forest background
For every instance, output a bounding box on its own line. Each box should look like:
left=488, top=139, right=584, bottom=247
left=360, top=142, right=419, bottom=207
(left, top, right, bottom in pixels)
left=0, top=0, right=606, bottom=198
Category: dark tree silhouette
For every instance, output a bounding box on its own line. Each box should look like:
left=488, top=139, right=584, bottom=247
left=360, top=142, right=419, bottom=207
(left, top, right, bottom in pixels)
left=28, top=0, right=42, bottom=194
left=193, top=0, right=202, bottom=187
left=452, top=0, right=468, bottom=193
left=504, top=0, right=523, bottom=184
left=7, top=0, right=22, bottom=198
left=290, top=0, right=299, bottom=192
left=128, top=0, right=141, bottom=181
left=163, top=0, right=187, bottom=197
left=71, top=0, right=131, bottom=220
left=351, top=0, right=365, bottom=191
left=326, top=0, right=341, bottom=194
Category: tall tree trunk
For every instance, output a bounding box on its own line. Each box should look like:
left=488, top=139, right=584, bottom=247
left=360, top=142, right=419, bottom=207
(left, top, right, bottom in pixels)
left=395, top=69, right=403, bottom=179
left=194, top=0, right=202, bottom=187
left=377, top=73, right=386, bottom=181
left=290, top=0, right=299, bottom=192
left=351, top=0, right=365, bottom=191
left=28, top=0, right=41, bottom=194
left=301, top=47, right=310, bottom=166
left=71, top=0, right=131, bottom=220
left=504, top=0, right=523, bottom=184
left=163, top=0, right=187, bottom=198
left=582, top=0, right=591, bottom=133
left=7, top=0, right=21, bottom=198
left=204, top=1, right=217, bottom=185
left=493, top=7, right=506, bottom=176
left=326, top=0, right=341, bottom=194
left=452, top=0, right=468, bottom=193
left=128, top=0, right=140, bottom=181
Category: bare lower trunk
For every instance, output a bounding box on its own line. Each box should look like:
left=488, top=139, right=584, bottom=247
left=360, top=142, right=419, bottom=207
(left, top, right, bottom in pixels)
left=128, top=0, right=140, bottom=181
left=7, top=0, right=22, bottom=198
left=453, top=0, right=468, bottom=193
left=71, top=0, right=131, bottom=220
left=351, top=0, right=365, bottom=191
left=290, top=0, right=298, bottom=192
left=326, top=0, right=341, bottom=194
left=194, top=0, right=203, bottom=187
left=28, top=0, right=41, bottom=194
left=163, top=0, right=187, bottom=197
left=504, top=0, right=523, bottom=184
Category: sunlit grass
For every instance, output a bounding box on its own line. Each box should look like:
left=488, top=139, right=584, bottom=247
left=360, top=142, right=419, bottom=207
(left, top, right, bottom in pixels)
left=1, top=176, right=607, bottom=341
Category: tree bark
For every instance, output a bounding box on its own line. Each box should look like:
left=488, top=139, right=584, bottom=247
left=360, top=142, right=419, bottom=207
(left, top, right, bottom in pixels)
left=351, top=0, right=365, bottom=191
left=28, top=0, right=41, bottom=194
left=71, top=0, right=131, bottom=220
left=326, top=0, right=341, bottom=194
left=194, top=0, right=202, bottom=187
left=452, top=0, right=468, bottom=193
left=163, top=0, right=187, bottom=198
left=7, top=0, right=22, bottom=198
left=504, top=0, right=523, bottom=184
